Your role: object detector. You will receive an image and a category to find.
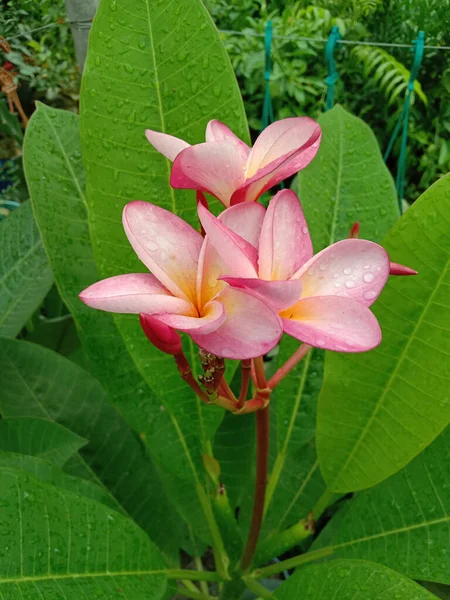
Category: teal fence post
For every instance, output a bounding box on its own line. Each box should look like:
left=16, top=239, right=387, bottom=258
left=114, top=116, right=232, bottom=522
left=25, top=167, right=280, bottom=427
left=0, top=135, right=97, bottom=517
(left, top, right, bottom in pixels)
left=384, top=31, right=425, bottom=212
left=261, top=20, right=274, bottom=131
left=325, top=25, right=341, bottom=111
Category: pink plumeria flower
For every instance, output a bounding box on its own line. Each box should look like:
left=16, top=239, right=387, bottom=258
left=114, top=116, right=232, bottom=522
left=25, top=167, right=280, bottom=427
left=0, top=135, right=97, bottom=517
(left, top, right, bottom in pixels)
left=145, top=118, right=321, bottom=207
left=198, top=189, right=414, bottom=353
left=79, top=202, right=282, bottom=360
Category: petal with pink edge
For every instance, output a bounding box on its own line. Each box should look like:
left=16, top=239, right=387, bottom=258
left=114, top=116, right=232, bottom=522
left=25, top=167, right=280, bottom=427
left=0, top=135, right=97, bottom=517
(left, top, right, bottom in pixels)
left=246, top=117, right=321, bottom=176
left=220, top=277, right=303, bottom=311
left=191, top=287, right=283, bottom=360
left=156, top=299, right=225, bottom=335
left=205, top=120, right=251, bottom=162
left=219, top=201, right=266, bottom=247
left=198, top=203, right=258, bottom=277
left=281, top=296, right=381, bottom=352
left=171, top=141, right=246, bottom=207
left=231, top=131, right=321, bottom=205
left=292, top=239, right=390, bottom=307
left=123, top=201, right=203, bottom=304
left=79, top=273, right=195, bottom=315
left=258, top=190, right=313, bottom=280
left=145, top=130, right=190, bottom=161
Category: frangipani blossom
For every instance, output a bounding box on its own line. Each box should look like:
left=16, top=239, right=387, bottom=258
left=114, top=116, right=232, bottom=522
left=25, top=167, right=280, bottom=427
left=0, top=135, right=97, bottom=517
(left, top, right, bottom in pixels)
left=199, top=190, right=412, bottom=353
left=79, top=201, right=282, bottom=360
left=145, top=118, right=321, bottom=207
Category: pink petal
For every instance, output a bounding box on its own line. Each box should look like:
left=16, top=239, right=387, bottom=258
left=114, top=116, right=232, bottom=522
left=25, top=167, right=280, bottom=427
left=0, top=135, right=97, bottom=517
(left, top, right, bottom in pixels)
left=79, top=273, right=194, bottom=315
left=230, top=118, right=321, bottom=204
left=145, top=129, right=190, bottom=161
left=281, top=296, right=381, bottom=352
left=390, top=261, right=418, bottom=276
left=196, top=236, right=228, bottom=307
left=156, top=299, right=225, bottom=334
left=122, top=201, right=203, bottom=304
left=139, top=314, right=182, bottom=355
left=258, top=190, right=313, bottom=280
left=246, top=117, right=321, bottom=175
left=220, top=277, right=303, bottom=311
left=191, top=287, right=283, bottom=359
left=293, top=239, right=390, bottom=307
left=170, top=141, right=246, bottom=207
left=197, top=203, right=258, bottom=277
left=219, top=201, right=266, bottom=247
left=205, top=120, right=251, bottom=162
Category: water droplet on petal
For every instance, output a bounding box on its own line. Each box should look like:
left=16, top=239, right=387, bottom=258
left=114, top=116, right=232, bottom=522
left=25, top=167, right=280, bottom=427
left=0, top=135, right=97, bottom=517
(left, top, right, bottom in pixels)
left=364, top=264, right=371, bottom=270
left=334, top=281, right=341, bottom=288
left=363, top=273, right=375, bottom=283
left=319, top=263, right=328, bottom=271
left=302, top=226, right=308, bottom=234
left=315, top=339, right=326, bottom=346
left=363, top=290, right=377, bottom=300
left=343, top=267, right=352, bottom=275
left=345, top=280, right=356, bottom=289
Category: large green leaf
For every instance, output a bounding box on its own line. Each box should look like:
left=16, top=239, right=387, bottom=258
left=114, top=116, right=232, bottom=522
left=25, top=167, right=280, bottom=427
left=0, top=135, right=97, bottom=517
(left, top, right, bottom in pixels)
left=23, top=103, right=214, bottom=545
left=0, top=201, right=52, bottom=337
left=0, top=468, right=167, bottom=599
left=263, top=105, right=400, bottom=537
left=317, top=173, right=450, bottom=493
left=80, top=0, right=248, bottom=531
left=314, top=426, right=450, bottom=583
left=294, top=104, right=399, bottom=253
left=0, top=417, right=87, bottom=467
left=273, top=559, right=437, bottom=599
left=0, top=337, right=191, bottom=560
left=0, top=451, right=118, bottom=510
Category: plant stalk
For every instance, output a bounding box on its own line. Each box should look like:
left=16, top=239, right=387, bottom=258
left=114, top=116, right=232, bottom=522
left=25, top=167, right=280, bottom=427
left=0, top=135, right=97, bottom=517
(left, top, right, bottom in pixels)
left=251, top=546, right=335, bottom=579
left=267, top=343, right=312, bottom=390
left=165, top=569, right=223, bottom=582
left=240, top=397, right=270, bottom=571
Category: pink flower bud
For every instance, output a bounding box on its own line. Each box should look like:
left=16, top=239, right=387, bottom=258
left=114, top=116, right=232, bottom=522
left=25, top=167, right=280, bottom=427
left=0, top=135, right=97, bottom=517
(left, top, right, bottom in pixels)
left=139, top=314, right=182, bottom=355
left=348, top=222, right=360, bottom=238
left=389, top=262, right=418, bottom=276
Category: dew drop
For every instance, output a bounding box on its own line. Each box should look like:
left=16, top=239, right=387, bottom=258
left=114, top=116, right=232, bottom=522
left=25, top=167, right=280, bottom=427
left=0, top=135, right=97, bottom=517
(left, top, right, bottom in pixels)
left=363, top=290, right=377, bottom=300
left=343, top=267, right=352, bottom=275
left=319, top=263, right=328, bottom=271
left=302, top=226, right=308, bottom=234
left=363, top=272, right=375, bottom=283
left=364, top=264, right=371, bottom=270
left=315, top=339, right=326, bottom=346
left=334, top=281, right=341, bottom=288
left=345, top=280, right=356, bottom=289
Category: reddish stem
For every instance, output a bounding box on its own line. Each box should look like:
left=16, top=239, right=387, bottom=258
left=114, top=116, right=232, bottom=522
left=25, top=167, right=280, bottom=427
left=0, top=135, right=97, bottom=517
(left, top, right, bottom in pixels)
left=237, top=359, right=251, bottom=410
left=267, top=343, right=312, bottom=390
left=240, top=404, right=270, bottom=571
left=174, top=352, right=209, bottom=404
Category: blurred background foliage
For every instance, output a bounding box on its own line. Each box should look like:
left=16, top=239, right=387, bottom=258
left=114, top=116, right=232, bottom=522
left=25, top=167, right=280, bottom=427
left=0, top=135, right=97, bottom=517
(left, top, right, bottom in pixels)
left=206, top=0, right=450, bottom=203
left=0, top=0, right=449, bottom=204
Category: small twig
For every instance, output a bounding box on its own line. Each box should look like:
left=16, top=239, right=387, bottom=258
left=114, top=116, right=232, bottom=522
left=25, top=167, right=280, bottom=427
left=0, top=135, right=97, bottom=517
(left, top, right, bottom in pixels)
left=177, top=583, right=217, bottom=600
left=236, top=359, right=251, bottom=410
left=267, top=344, right=312, bottom=390
left=174, top=352, right=210, bottom=404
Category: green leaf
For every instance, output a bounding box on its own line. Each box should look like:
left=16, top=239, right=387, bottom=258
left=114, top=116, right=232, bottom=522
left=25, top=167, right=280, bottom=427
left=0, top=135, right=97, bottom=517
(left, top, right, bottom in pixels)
left=0, top=468, right=167, bottom=599
left=0, top=417, right=87, bottom=467
left=0, top=337, right=191, bottom=560
left=317, top=172, right=450, bottom=493
left=0, top=451, right=118, bottom=510
left=0, top=201, right=52, bottom=337
left=294, top=105, right=399, bottom=253
left=213, top=412, right=255, bottom=509
left=421, top=583, right=450, bottom=599
left=273, top=559, right=436, bottom=599
left=314, top=425, right=450, bottom=583
left=23, top=103, right=211, bottom=544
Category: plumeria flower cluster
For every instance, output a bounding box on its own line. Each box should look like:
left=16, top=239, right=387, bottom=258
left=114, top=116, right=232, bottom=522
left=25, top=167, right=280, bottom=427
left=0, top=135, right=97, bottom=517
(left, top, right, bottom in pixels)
left=80, top=118, right=416, bottom=413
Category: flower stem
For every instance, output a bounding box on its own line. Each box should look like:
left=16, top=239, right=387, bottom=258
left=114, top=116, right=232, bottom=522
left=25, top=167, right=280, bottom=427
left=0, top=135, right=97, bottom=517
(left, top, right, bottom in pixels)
left=267, top=343, right=312, bottom=390
left=237, top=359, right=251, bottom=410
left=174, top=352, right=210, bottom=403
left=242, top=577, right=273, bottom=599
left=177, top=584, right=217, bottom=600
left=240, top=397, right=270, bottom=572
left=251, top=546, right=335, bottom=579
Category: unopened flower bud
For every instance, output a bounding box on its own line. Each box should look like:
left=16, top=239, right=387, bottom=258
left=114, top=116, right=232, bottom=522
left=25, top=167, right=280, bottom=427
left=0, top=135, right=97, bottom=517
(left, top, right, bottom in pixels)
left=139, top=314, right=182, bottom=355
left=389, top=262, right=418, bottom=276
